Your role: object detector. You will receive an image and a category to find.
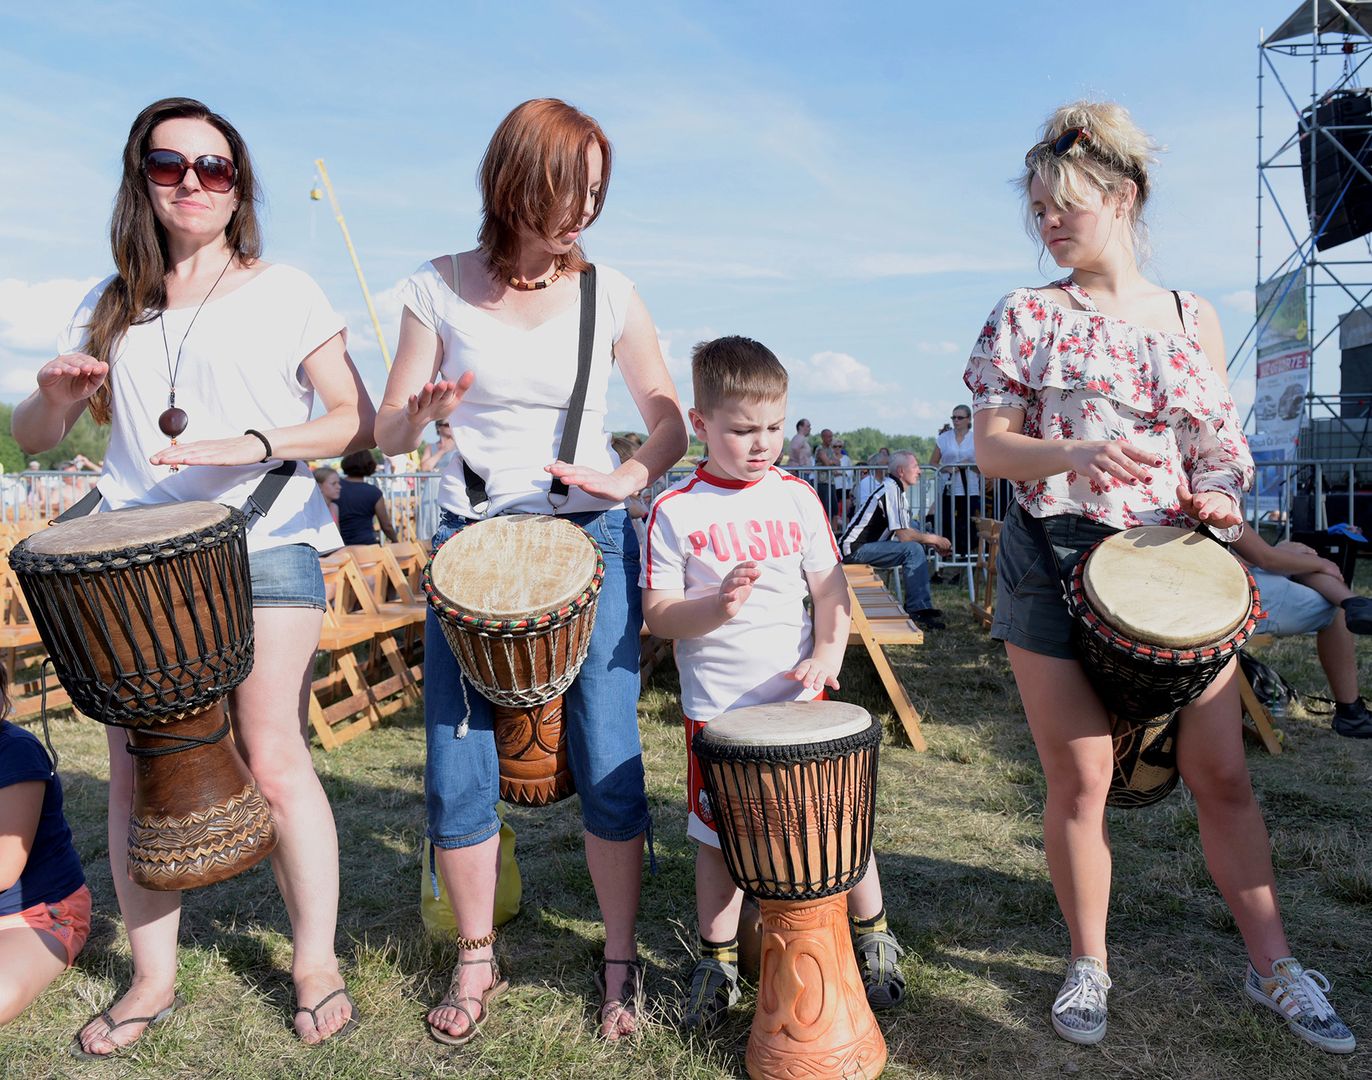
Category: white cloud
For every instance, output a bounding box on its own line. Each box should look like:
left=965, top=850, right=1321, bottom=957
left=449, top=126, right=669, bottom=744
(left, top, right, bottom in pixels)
left=1220, top=289, right=1255, bottom=314
left=916, top=340, right=961, bottom=355
left=842, top=252, right=1023, bottom=278
left=0, top=277, right=101, bottom=352
left=791, top=350, right=895, bottom=396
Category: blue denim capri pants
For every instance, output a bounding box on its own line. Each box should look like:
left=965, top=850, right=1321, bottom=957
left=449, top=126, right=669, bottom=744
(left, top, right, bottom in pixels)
left=424, top=508, right=651, bottom=849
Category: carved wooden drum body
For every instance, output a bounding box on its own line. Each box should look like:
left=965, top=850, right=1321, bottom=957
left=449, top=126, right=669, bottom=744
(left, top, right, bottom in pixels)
left=423, top=515, right=603, bottom=806
left=9, top=502, right=276, bottom=890
left=693, top=700, right=887, bottom=1080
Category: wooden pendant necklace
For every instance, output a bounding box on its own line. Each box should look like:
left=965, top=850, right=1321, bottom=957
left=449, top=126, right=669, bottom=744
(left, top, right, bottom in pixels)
left=158, top=255, right=233, bottom=468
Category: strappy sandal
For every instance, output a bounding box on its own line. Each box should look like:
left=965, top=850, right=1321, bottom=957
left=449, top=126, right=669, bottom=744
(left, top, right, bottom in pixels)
left=854, top=929, right=906, bottom=1009
left=70, top=994, right=185, bottom=1059
left=682, top=956, right=740, bottom=1034
left=294, top=986, right=360, bottom=1045
left=595, top=955, right=644, bottom=1040
left=426, top=956, right=508, bottom=1047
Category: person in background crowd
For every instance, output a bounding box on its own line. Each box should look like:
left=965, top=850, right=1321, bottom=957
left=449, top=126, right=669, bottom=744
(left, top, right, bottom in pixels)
left=833, top=438, right=853, bottom=523
left=420, top=419, right=457, bottom=472
left=814, top=427, right=839, bottom=519
left=788, top=418, right=813, bottom=473
left=337, top=449, right=397, bottom=546
left=313, top=466, right=341, bottom=525
left=838, top=450, right=950, bottom=630
left=1230, top=524, right=1372, bottom=737
left=854, top=451, right=887, bottom=508
left=930, top=405, right=981, bottom=555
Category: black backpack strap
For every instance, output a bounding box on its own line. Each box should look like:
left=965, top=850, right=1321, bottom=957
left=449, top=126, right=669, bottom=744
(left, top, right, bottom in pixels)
left=53, top=485, right=103, bottom=522
left=460, top=265, right=598, bottom=514
left=240, top=459, right=299, bottom=526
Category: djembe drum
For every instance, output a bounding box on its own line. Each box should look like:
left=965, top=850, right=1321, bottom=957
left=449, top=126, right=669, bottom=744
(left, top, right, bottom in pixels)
left=9, top=502, right=275, bottom=890
left=693, top=700, right=886, bottom=1080
left=1065, top=525, right=1258, bottom=808
left=423, top=514, right=603, bottom=806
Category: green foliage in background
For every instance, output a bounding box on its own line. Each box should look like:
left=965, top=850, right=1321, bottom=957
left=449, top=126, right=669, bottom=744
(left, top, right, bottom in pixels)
left=0, top=403, right=111, bottom=472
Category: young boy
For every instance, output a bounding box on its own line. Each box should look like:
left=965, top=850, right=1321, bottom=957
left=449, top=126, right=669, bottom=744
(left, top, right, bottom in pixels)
left=641, top=336, right=905, bottom=1033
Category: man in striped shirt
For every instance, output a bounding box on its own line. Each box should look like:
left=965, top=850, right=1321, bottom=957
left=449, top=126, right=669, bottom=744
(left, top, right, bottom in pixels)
left=838, top=450, right=951, bottom=630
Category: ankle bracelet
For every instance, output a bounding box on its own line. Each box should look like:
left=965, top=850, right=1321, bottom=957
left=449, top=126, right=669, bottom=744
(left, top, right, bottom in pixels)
left=455, top=928, right=497, bottom=950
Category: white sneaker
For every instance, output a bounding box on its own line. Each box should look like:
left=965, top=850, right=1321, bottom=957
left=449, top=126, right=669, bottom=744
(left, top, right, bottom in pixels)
left=1051, top=956, right=1111, bottom=1045
left=1245, top=957, right=1355, bottom=1054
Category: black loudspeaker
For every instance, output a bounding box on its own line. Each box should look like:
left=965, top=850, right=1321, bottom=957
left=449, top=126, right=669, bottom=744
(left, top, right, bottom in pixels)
left=1300, top=90, right=1372, bottom=251
left=1340, top=343, right=1372, bottom=417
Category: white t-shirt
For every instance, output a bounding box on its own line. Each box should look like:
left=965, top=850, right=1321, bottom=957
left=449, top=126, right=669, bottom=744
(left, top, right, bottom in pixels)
left=641, top=466, right=841, bottom=722
left=935, top=428, right=980, bottom=496
left=59, top=265, right=345, bottom=553
left=401, top=258, right=636, bottom=519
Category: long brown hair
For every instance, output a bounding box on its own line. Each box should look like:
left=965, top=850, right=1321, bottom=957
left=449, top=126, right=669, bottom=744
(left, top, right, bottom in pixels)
left=83, top=97, right=262, bottom=423
left=477, top=99, right=611, bottom=285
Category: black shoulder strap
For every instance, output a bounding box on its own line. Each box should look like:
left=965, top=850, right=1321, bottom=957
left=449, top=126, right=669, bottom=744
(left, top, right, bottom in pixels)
left=1171, top=290, right=1186, bottom=333
left=461, top=265, right=598, bottom=514
left=52, top=459, right=297, bottom=528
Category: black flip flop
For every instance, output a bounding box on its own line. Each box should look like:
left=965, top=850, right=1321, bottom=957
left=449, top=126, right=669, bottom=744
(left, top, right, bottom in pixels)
left=295, top=987, right=360, bottom=1045
left=70, top=994, right=184, bottom=1059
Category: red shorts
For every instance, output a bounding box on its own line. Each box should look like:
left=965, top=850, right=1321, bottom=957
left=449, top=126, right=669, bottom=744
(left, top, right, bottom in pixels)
left=0, top=883, right=92, bottom=967
left=685, top=690, right=827, bottom=849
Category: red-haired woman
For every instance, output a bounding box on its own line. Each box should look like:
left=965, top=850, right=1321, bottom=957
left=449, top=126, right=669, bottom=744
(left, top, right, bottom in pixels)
left=12, top=97, right=373, bottom=1053
left=376, top=98, right=686, bottom=1044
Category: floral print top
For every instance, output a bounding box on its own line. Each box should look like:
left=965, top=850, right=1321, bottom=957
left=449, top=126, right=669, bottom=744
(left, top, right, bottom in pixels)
left=963, top=279, right=1253, bottom=532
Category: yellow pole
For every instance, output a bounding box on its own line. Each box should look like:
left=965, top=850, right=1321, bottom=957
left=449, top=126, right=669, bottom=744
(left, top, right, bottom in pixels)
left=314, top=158, right=393, bottom=371
left=312, top=160, right=420, bottom=471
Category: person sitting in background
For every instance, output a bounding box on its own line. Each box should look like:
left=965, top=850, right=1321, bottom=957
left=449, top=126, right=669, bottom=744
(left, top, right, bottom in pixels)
left=337, top=450, right=397, bottom=546
left=313, top=466, right=341, bottom=525
left=419, top=420, right=457, bottom=472
left=838, top=450, right=951, bottom=630
left=0, top=662, right=91, bottom=1027
left=1230, top=524, right=1372, bottom=738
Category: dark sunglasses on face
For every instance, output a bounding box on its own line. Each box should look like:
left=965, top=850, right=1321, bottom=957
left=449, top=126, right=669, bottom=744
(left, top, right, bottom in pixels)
left=143, top=149, right=237, bottom=193
left=952, top=414, right=970, bottom=421
left=1023, top=127, right=1092, bottom=169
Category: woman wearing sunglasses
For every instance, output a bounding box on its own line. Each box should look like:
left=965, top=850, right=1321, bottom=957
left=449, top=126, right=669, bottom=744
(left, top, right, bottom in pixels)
left=964, top=101, right=1354, bottom=1054
left=11, top=97, right=373, bottom=1054
left=375, top=98, right=685, bottom=1046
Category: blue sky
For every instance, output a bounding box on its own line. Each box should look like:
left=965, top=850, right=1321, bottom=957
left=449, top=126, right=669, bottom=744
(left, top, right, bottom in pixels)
left=0, top=2, right=1355, bottom=438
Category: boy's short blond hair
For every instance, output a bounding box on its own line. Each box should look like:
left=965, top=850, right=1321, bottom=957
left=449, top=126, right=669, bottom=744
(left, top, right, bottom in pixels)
left=691, top=336, right=788, bottom=415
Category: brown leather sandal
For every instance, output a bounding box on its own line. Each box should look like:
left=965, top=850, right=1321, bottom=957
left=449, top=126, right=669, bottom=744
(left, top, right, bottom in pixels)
left=426, top=956, right=509, bottom=1047
left=595, top=955, right=644, bottom=1040
left=294, top=986, right=360, bottom=1045
left=70, top=995, right=184, bottom=1059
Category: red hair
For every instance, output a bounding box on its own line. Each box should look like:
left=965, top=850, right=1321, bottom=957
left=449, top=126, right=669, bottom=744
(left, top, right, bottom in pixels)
left=478, top=99, right=611, bottom=283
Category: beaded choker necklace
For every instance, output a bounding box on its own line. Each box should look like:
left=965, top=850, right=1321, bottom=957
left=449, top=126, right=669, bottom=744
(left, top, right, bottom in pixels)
left=508, top=266, right=561, bottom=291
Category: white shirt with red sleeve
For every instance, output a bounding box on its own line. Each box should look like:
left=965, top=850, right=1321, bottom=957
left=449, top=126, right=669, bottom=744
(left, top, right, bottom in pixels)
left=641, top=465, right=841, bottom=722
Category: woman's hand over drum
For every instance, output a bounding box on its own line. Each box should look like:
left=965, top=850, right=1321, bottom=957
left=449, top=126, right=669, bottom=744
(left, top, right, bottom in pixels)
left=787, top=655, right=841, bottom=693
left=36, top=353, right=108, bottom=405
left=718, top=560, right=761, bottom=620
left=1175, top=477, right=1241, bottom=529
left=544, top=461, right=641, bottom=502
left=1064, top=439, right=1159, bottom=487
left=407, top=373, right=474, bottom=426
left=149, top=435, right=279, bottom=468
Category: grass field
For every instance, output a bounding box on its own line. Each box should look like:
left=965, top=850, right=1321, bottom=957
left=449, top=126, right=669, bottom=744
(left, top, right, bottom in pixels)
left=1, top=574, right=1370, bottom=1079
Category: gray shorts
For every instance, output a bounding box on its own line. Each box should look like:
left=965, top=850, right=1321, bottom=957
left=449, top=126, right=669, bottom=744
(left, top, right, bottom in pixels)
left=1251, top=568, right=1337, bottom=636
left=991, top=505, right=1120, bottom=660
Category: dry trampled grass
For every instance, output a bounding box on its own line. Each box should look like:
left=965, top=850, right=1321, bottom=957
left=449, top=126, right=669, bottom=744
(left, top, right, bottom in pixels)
left=1, top=573, right=1369, bottom=1079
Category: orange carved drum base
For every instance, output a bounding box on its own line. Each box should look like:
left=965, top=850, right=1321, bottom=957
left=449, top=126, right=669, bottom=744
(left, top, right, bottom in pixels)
left=749, top=894, right=886, bottom=1080
left=494, top=697, right=576, bottom=807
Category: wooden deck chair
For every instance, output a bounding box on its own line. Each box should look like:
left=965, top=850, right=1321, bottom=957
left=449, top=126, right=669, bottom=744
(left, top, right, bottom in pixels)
left=328, top=554, right=422, bottom=706
left=841, top=565, right=927, bottom=751
left=969, top=517, right=1002, bottom=631
left=0, top=558, right=61, bottom=722
left=308, top=561, right=393, bottom=749
left=1236, top=634, right=1282, bottom=755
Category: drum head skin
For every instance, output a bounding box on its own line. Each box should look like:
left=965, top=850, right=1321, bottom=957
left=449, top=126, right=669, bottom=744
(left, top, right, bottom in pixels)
left=701, top=700, right=873, bottom=747
left=1082, top=526, right=1251, bottom=648
left=430, top=515, right=598, bottom=620
left=23, top=501, right=232, bottom=555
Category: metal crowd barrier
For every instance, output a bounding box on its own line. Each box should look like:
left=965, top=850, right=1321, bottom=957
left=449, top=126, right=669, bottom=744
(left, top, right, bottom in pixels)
left=1, top=470, right=100, bottom=525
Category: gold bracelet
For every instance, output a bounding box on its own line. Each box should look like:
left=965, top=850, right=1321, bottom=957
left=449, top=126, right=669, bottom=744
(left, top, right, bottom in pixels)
left=455, top=928, right=497, bottom=951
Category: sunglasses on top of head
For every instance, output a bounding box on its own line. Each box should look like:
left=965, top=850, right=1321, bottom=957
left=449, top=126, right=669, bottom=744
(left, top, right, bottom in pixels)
left=1023, top=127, right=1092, bottom=169
left=143, top=149, right=237, bottom=193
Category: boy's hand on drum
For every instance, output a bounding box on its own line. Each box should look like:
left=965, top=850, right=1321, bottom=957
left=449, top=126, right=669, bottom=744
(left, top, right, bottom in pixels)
left=150, top=435, right=274, bottom=467
left=37, top=353, right=108, bottom=404
left=406, top=372, right=474, bottom=426
left=718, top=561, right=760, bottom=619
left=543, top=462, right=638, bottom=502
left=1175, top=478, right=1241, bottom=528
left=1066, top=439, right=1158, bottom=486
left=787, top=656, right=840, bottom=692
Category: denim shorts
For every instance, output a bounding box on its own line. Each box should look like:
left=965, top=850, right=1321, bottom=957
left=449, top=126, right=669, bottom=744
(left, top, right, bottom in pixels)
left=424, top=508, right=650, bottom=848
left=1251, top=568, right=1337, bottom=635
left=991, top=504, right=1119, bottom=660
left=249, top=542, right=327, bottom=610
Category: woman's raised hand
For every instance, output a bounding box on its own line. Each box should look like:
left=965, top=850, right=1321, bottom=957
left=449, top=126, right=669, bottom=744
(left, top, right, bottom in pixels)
left=406, top=371, right=475, bottom=427
left=36, top=353, right=108, bottom=405
left=1065, top=439, right=1159, bottom=487
left=1175, top=475, right=1242, bottom=529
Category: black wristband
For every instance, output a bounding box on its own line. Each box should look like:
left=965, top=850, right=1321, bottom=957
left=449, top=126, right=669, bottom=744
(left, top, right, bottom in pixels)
left=244, top=429, right=273, bottom=462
